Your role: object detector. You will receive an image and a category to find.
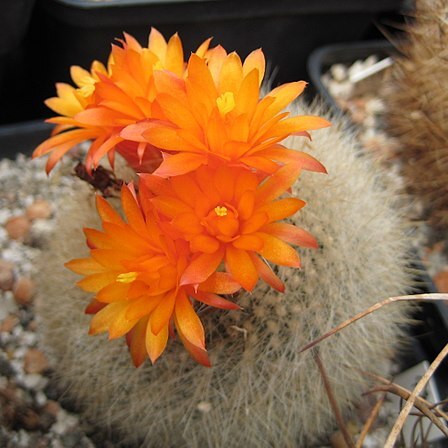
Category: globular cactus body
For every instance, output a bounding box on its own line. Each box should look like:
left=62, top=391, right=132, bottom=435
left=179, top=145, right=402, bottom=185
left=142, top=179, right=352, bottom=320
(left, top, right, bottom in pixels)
left=36, top=102, right=411, bottom=447
left=386, top=0, right=448, bottom=228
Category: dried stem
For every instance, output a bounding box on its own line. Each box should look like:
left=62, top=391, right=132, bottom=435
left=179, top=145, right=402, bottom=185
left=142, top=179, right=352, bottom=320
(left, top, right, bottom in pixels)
left=355, top=393, right=387, bottom=448
left=384, top=342, right=448, bottom=447
left=367, top=385, right=448, bottom=438
left=358, top=368, right=448, bottom=421
left=314, top=352, right=355, bottom=448
left=299, top=294, right=448, bottom=354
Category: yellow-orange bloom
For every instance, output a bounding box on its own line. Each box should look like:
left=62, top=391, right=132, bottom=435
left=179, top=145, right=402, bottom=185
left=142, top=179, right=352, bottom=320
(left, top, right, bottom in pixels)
left=140, top=163, right=317, bottom=292
left=34, top=29, right=211, bottom=173
left=122, top=48, right=331, bottom=177
left=65, top=185, right=241, bottom=367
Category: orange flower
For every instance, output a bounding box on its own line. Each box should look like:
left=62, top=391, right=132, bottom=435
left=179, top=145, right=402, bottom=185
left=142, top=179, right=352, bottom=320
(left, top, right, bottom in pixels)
left=33, top=29, right=211, bottom=173
left=140, top=163, right=317, bottom=292
left=122, top=47, right=331, bottom=177
left=65, top=185, right=241, bottom=367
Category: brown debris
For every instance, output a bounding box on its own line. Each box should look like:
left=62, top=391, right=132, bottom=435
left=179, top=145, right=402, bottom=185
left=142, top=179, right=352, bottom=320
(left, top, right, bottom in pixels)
left=0, top=315, right=19, bottom=333
left=13, top=277, right=36, bottom=306
left=0, top=259, right=15, bottom=291
left=26, top=199, right=53, bottom=220
left=4, top=216, right=31, bottom=240
left=24, top=349, right=50, bottom=374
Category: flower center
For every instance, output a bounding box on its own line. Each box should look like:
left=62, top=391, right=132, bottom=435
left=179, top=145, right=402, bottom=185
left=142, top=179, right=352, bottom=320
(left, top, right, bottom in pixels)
left=214, top=205, right=228, bottom=217
left=116, top=271, right=138, bottom=283
left=216, top=91, right=235, bottom=115
left=202, top=204, right=239, bottom=242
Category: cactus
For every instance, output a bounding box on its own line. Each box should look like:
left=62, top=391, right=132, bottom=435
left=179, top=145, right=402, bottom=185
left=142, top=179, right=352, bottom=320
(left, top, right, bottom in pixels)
left=386, top=0, right=448, bottom=229
left=36, top=101, right=412, bottom=447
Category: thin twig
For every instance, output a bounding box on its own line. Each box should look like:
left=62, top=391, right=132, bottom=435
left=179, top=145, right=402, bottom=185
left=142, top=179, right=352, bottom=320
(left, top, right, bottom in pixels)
left=384, top=342, right=448, bottom=448
left=299, top=294, right=448, bottom=354
left=314, top=352, right=355, bottom=448
left=356, top=393, right=387, bottom=448
left=356, top=368, right=448, bottom=421
left=366, top=385, right=448, bottom=438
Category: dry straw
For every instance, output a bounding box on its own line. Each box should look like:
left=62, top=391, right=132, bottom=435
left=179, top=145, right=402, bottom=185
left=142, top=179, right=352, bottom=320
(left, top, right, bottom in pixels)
left=36, top=101, right=413, bottom=447
left=386, top=0, right=448, bottom=229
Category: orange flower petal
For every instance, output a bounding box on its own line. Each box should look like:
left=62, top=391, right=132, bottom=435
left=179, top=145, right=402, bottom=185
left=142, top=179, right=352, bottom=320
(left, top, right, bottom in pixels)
left=148, top=27, right=167, bottom=61
left=83, top=227, right=113, bottom=250
left=190, top=235, right=220, bottom=254
left=153, top=153, right=207, bottom=178
left=180, top=248, right=225, bottom=286
left=269, top=115, right=331, bottom=136
left=194, top=37, right=212, bottom=58
left=241, top=211, right=269, bottom=234
left=255, top=163, right=302, bottom=204
left=259, top=146, right=327, bottom=174
left=249, top=253, right=285, bottom=292
left=234, top=68, right=259, bottom=119
left=125, top=294, right=164, bottom=321
left=225, top=245, right=258, bottom=292
left=126, top=316, right=149, bottom=367
left=257, top=233, right=301, bottom=268
left=91, top=249, right=125, bottom=270
left=165, top=33, right=184, bottom=76
left=257, top=197, right=306, bottom=222
left=174, top=313, right=211, bottom=367
left=264, top=81, right=307, bottom=118
left=96, top=282, right=130, bottom=303
left=65, top=257, right=105, bottom=275
left=91, top=134, right=124, bottom=167
left=84, top=298, right=107, bottom=315
left=96, top=195, right=124, bottom=226
left=89, top=301, right=128, bottom=335
left=77, top=271, right=118, bottom=293
left=232, top=234, right=263, bottom=251
left=151, top=196, right=192, bottom=219
left=174, top=289, right=205, bottom=348
left=108, top=308, right=139, bottom=340
left=219, top=52, right=243, bottom=94
left=242, top=48, right=265, bottom=86
left=150, top=290, right=176, bottom=335
left=197, top=272, right=241, bottom=294
left=146, top=316, right=169, bottom=364
left=237, top=190, right=255, bottom=220
left=261, top=223, right=318, bottom=249
left=193, top=291, right=240, bottom=310
left=121, top=185, right=147, bottom=235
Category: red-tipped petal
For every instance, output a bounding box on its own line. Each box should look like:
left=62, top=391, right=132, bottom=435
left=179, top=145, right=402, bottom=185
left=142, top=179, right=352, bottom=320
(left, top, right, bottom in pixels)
left=127, top=316, right=149, bottom=367
left=84, top=298, right=107, bottom=314
left=174, top=314, right=211, bottom=367
left=261, top=223, right=318, bottom=248
left=255, top=163, right=302, bottom=204
left=193, top=291, right=241, bottom=310
left=249, top=253, right=285, bottom=292
left=174, top=289, right=205, bottom=349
